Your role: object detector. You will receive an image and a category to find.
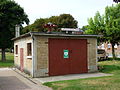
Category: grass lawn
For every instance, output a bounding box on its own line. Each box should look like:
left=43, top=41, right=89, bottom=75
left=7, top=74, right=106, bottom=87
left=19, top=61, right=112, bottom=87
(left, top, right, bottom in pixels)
left=44, top=60, right=120, bottom=90
left=0, top=53, right=14, bottom=67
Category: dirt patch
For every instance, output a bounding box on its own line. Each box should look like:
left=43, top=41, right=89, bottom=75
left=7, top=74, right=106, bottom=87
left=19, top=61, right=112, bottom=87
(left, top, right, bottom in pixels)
left=53, top=83, right=68, bottom=90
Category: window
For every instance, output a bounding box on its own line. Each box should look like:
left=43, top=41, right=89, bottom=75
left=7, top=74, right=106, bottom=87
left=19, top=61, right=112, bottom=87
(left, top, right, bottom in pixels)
left=27, top=43, right=32, bottom=56
left=15, top=45, right=18, bottom=54
left=101, top=44, right=105, bottom=49
left=114, top=44, right=117, bottom=49
left=108, top=44, right=111, bottom=48
left=107, top=43, right=111, bottom=50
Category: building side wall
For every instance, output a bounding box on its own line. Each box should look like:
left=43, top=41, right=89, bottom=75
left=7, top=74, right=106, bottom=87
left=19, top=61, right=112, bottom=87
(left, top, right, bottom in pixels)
left=14, top=35, right=98, bottom=77
left=34, top=36, right=49, bottom=77
left=87, top=38, right=98, bottom=72
left=14, top=37, right=33, bottom=75
left=34, top=36, right=97, bottom=77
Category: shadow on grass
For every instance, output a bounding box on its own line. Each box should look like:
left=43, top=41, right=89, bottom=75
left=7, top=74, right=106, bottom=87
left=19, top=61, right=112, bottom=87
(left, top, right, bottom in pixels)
left=99, top=64, right=120, bottom=74
left=0, top=59, right=14, bottom=67
left=98, top=58, right=120, bottom=62
left=0, top=60, right=14, bottom=63
left=0, top=52, right=14, bottom=67
left=107, top=58, right=120, bottom=61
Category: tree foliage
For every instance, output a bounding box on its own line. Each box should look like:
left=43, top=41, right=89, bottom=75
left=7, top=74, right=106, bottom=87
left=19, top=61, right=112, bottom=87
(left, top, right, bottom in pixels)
left=86, top=4, right=120, bottom=60
left=0, top=0, right=29, bottom=61
left=23, top=14, right=78, bottom=33
left=81, top=25, right=89, bottom=31
left=113, top=0, right=120, bottom=3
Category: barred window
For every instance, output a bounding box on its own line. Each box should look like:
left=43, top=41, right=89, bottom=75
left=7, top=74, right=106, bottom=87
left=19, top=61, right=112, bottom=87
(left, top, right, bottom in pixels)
left=15, top=45, right=18, bottom=54
left=27, top=43, right=32, bottom=56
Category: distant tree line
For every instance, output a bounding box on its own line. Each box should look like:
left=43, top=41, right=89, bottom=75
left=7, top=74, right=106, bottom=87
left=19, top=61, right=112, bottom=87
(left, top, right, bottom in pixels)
left=22, top=14, right=78, bottom=33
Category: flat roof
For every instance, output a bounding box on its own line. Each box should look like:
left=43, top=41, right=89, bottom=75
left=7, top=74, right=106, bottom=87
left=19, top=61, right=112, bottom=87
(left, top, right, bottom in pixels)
left=12, top=32, right=102, bottom=40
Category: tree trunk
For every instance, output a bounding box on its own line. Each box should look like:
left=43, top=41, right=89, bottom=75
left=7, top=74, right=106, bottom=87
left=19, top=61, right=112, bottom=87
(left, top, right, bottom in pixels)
left=1, top=48, right=6, bottom=62
left=111, top=43, right=116, bottom=60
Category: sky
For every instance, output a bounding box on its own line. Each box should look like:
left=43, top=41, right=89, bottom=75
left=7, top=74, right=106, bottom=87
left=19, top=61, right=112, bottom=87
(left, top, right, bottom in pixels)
left=14, top=0, right=115, bottom=28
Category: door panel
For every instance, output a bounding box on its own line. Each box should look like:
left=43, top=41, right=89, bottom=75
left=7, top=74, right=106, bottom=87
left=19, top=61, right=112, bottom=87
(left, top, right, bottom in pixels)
left=49, top=38, right=88, bottom=76
left=20, top=48, right=24, bottom=72
left=49, top=39, right=69, bottom=76
left=69, top=39, right=88, bottom=74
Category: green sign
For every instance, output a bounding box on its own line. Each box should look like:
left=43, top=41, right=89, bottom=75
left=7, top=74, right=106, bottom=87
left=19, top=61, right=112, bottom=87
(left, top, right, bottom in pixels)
left=64, top=50, right=69, bottom=58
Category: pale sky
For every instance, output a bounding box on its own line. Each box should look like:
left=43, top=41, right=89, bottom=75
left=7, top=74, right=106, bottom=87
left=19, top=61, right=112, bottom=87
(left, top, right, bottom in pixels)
left=14, top=0, right=114, bottom=28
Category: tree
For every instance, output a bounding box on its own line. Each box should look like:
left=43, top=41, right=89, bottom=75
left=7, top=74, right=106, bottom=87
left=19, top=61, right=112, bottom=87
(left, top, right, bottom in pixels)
left=0, top=0, right=29, bottom=61
left=104, top=4, right=120, bottom=60
left=57, top=14, right=78, bottom=28
left=113, top=0, right=120, bottom=3
left=85, top=12, right=106, bottom=44
left=23, top=18, right=46, bottom=33
left=86, top=4, right=120, bottom=60
left=81, top=25, right=89, bottom=32
left=22, top=14, right=78, bottom=33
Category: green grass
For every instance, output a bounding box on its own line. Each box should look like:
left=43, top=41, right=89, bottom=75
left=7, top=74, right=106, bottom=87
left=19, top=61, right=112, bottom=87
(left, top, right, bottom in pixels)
left=0, top=53, right=14, bottom=67
left=43, top=59, right=120, bottom=90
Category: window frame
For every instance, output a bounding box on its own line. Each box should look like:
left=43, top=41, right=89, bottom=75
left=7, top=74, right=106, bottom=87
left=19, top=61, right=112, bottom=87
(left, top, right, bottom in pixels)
left=15, top=45, right=18, bottom=55
left=27, top=43, right=32, bottom=56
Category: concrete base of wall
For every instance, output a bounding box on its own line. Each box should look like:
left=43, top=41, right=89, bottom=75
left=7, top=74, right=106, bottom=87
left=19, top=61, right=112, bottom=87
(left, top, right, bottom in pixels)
left=88, top=65, right=98, bottom=72
left=15, top=65, right=32, bottom=76
left=33, top=68, right=49, bottom=78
